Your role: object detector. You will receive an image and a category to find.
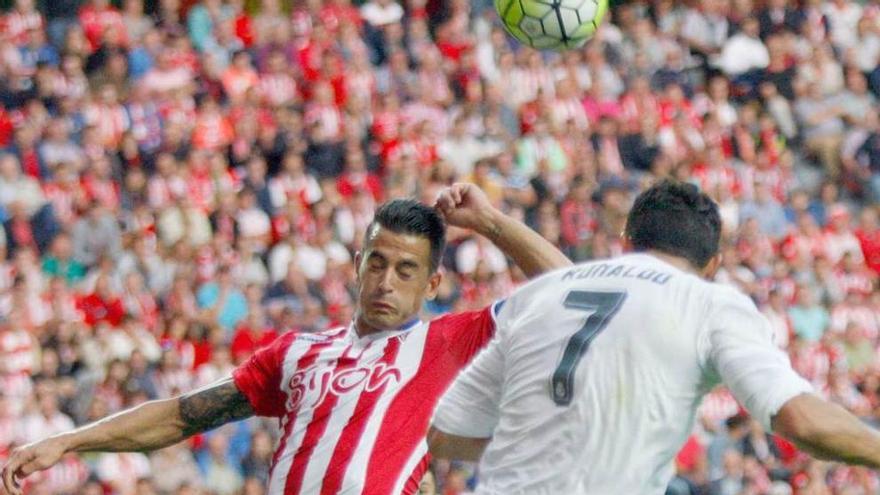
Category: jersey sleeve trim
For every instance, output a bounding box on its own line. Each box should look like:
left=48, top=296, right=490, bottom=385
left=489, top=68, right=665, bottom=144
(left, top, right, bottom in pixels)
left=230, top=332, right=296, bottom=417
left=232, top=365, right=281, bottom=417
left=490, top=298, right=507, bottom=324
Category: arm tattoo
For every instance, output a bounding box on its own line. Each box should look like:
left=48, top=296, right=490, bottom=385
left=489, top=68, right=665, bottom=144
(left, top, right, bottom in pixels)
left=179, top=378, right=254, bottom=437
left=486, top=221, right=503, bottom=242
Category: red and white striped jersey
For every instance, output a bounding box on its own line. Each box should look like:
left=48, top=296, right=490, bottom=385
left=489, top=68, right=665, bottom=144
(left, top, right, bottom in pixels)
left=0, top=10, right=43, bottom=46
left=834, top=268, right=876, bottom=297
left=0, top=328, right=36, bottom=376
left=830, top=302, right=879, bottom=340
left=790, top=341, right=840, bottom=395
left=304, top=104, right=344, bottom=142
left=16, top=455, right=89, bottom=495
left=696, top=388, right=741, bottom=429
left=260, top=73, right=299, bottom=108
left=83, top=103, right=130, bottom=149
left=232, top=304, right=501, bottom=495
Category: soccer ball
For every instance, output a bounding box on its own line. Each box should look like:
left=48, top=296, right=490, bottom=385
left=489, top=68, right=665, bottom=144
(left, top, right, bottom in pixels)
left=495, top=0, right=608, bottom=51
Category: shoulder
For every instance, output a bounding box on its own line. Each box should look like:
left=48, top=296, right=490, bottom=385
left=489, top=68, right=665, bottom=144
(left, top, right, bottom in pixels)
left=701, top=284, right=773, bottom=340
left=302, top=326, right=347, bottom=341
left=276, top=326, right=347, bottom=350
left=427, top=300, right=507, bottom=335
left=715, top=282, right=755, bottom=306
left=242, top=327, right=344, bottom=367
left=707, top=282, right=757, bottom=314
left=430, top=306, right=495, bottom=328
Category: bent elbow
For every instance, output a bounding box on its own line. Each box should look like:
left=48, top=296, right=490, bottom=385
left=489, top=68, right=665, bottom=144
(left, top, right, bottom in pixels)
left=771, top=393, right=827, bottom=446
left=426, top=426, right=448, bottom=456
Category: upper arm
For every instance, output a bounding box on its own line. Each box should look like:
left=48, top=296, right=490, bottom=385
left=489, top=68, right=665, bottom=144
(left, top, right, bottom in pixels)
left=706, top=293, right=813, bottom=431
left=434, top=300, right=505, bottom=366
left=432, top=330, right=506, bottom=440
left=178, top=378, right=254, bottom=437
left=231, top=332, right=293, bottom=417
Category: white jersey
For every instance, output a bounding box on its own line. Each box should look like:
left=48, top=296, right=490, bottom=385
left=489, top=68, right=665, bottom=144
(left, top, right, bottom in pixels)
left=433, top=253, right=813, bottom=495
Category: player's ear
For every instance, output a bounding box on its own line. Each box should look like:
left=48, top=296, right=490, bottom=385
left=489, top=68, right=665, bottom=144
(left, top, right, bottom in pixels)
left=425, top=270, right=442, bottom=300
left=701, top=253, right=723, bottom=280
left=354, top=251, right=363, bottom=282
left=620, top=232, right=633, bottom=252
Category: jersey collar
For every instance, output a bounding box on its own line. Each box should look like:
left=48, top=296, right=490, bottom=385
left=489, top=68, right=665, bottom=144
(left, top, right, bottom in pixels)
left=348, top=317, right=422, bottom=343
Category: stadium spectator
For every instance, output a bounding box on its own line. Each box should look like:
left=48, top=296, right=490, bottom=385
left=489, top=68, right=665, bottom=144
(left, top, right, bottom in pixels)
left=788, top=284, right=830, bottom=342
left=710, top=450, right=746, bottom=495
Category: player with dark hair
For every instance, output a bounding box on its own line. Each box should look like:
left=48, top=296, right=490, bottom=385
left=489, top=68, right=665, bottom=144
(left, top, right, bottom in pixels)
left=1, top=183, right=571, bottom=495
left=624, top=180, right=722, bottom=268
left=430, top=180, right=880, bottom=494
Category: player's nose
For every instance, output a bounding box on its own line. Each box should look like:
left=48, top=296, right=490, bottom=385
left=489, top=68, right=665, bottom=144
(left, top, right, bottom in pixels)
left=377, top=269, right=395, bottom=292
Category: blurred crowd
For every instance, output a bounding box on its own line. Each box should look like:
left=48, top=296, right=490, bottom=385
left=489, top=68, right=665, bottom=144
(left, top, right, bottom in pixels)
left=1, top=0, right=880, bottom=493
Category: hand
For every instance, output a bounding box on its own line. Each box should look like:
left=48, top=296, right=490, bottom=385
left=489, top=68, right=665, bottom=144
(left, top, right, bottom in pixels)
left=434, top=183, right=498, bottom=234
left=2, top=437, right=68, bottom=495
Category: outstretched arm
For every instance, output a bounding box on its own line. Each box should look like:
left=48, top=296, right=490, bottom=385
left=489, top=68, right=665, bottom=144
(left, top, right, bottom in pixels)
left=2, top=378, right=253, bottom=495
left=58, top=378, right=251, bottom=452
left=710, top=294, right=880, bottom=468
left=772, top=393, right=880, bottom=468
left=435, top=183, right=572, bottom=277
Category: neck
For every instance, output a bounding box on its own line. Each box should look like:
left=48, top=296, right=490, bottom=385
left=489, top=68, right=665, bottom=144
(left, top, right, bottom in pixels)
left=353, top=313, right=419, bottom=337
left=353, top=313, right=379, bottom=337
left=644, top=250, right=702, bottom=276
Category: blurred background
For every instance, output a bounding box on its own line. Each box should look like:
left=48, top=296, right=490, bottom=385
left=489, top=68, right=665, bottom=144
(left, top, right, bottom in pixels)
left=1, top=0, right=880, bottom=494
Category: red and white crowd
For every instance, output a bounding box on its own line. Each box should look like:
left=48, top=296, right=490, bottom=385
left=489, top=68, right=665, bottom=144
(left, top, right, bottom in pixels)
left=2, top=0, right=880, bottom=493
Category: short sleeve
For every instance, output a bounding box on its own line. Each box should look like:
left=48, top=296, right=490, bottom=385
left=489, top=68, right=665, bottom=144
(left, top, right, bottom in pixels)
left=706, top=292, right=813, bottom=431
left=432, top=331, right=505, bottom=438
left=232, top=333, right=294, bottom=417
left=432, top=299, right=506, bottom=366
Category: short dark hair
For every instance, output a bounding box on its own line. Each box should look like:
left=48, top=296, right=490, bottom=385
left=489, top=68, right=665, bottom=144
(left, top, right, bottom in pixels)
left=366, top=199, right=446, bottom=272
left=625, top=180, right=721, bottom=268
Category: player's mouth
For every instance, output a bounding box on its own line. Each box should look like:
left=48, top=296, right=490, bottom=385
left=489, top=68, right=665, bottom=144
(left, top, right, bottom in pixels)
left=371, top=301, right=396, bottom=313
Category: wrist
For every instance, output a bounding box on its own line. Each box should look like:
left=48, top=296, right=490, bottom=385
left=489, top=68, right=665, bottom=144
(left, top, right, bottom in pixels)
left=55, top=432, right=80, bottom=453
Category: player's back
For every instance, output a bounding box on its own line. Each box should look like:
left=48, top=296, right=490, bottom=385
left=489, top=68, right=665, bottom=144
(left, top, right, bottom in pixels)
left=467, top=253, right=749, bottom=494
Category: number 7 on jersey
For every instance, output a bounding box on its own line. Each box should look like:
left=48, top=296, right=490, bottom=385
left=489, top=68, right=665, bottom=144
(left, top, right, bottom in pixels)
left=551, top=290, right=627, bottom=406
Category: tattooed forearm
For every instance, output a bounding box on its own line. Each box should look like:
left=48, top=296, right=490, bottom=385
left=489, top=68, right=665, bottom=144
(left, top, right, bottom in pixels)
left=52, top=381, right=254, bottom=453
left=484, top=219, right=503, bottom=242
left=179, top=378, right=254, bottom=437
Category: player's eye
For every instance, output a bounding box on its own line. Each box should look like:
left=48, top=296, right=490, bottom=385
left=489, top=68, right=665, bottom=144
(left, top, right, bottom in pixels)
left=397, top=265, right=417, bottom=280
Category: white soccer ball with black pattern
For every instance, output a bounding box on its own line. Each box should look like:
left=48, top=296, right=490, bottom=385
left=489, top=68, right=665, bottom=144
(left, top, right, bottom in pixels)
left=495, top=0, right=608, bottom=50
